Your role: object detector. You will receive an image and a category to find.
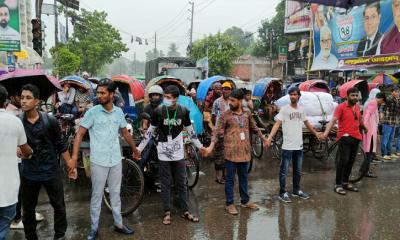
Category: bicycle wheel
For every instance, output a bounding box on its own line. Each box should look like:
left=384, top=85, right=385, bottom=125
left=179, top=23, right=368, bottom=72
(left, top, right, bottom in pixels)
left=185, top=143, right=200, bottom=189
left=251, top=133, right=264, bottom=158
left=272, top=130, right=283, bottom=159
left=247, top=154, right=253, bottom=173
left=103, top=158, right=145, bottom=216
left=349, top=144, right=367, bottom=183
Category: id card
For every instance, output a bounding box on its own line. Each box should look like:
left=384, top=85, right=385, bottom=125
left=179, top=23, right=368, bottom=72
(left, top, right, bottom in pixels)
left=167, top=135, right=173, bottom=142
left=240, top=132, right=245, bottom=141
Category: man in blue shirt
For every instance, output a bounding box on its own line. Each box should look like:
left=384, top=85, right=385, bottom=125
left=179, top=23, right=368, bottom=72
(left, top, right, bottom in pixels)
left=72, top=79, right=140, bottom=240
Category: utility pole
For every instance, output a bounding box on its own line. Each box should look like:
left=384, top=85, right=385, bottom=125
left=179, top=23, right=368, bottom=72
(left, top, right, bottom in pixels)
left=269, top=29, right=274, bottom=76
left=154, top=32, right=157, bottom=52
left=189, top=1, right=194, bottom=48
left=54, top=0, right=59, bottom=73
left=65, top=4, right=69, bottom=41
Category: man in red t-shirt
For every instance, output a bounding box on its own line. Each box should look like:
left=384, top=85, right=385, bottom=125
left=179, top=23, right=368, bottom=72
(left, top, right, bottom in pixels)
left=322, top=87, right=368, bottom=195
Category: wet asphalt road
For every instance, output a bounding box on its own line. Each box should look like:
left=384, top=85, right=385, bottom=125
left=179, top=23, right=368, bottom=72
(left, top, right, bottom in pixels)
left=6, top=151, right=400, bottom=240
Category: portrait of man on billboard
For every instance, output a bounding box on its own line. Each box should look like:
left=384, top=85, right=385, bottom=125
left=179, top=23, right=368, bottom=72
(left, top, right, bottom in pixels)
left=0, top=2, right=19, bottom=40
left=380, top=0, right=400, bottom=54
left=357, top=2, right=382, bottom=56
left=311, top=25, right=338, bottom=70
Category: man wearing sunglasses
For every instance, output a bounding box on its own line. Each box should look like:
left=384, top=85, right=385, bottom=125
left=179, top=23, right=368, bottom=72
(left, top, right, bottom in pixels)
left=321, top=87, right=368, bottom=195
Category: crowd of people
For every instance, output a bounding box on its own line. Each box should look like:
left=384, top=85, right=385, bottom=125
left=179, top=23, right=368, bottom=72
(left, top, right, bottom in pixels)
left=0, top=74, right=398, bottom=240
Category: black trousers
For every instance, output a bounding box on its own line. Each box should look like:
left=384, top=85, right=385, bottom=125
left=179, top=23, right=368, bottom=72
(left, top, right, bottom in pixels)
left=14, top=163, right=22, bottom=221
left=21, top=175, right=67, bottom=240
left=336, top=136, right=360, bottom=185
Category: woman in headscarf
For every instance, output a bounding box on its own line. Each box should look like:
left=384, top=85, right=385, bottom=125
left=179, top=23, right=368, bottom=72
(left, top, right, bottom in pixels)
left=362, top=89, right=386, bottom=178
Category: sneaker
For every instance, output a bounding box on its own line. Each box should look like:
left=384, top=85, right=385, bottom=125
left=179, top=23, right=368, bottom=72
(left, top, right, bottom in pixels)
left=278, top=192, right=292, bottom=203
left=10, top=220, right=24, bottom=229
left=366, top=171, right=378, bottom=178
left=87, top=230, right=97, bottom=240
left=240, top=202, right=259, bottom=210
left=390, top=154, right=398, bottom=159
left=383, top=155, right=391, bottom=160
left=292, top=190, right=310, bottom=200
left=225, top=204, right=239, bottom=215
left=372, top=159, right=383, bottom=164
left=35, top=212, right=44, bottom=222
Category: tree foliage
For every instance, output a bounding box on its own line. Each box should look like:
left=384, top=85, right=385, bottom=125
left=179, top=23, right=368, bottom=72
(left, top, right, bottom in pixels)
left=50, top=45, right=80, bottom=78
left=189, top=32, right=241, bottom=76
left=67, top=9, right=128, bottom=75
left=167, top=43, right=181, bottom=57
left=251, top=0, right=303, bottom=58
left=224, top=26, right=254, bottom=54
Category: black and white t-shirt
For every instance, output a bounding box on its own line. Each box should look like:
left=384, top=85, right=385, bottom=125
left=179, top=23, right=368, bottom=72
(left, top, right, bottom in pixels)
left=138, top=104, right=202, bottom=161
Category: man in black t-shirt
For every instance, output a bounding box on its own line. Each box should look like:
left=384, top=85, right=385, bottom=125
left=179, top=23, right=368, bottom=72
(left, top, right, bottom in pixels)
left=138, top=85, right=204, bottom=225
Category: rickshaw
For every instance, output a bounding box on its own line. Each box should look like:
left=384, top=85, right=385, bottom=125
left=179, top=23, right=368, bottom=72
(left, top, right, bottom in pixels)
left=299, top=79, right=330, bottom=93
left=339, top=79, right=369, bottom=104
left=144, top=75, right=202, bottom=189
left=252, top=77, right=283, bottom=159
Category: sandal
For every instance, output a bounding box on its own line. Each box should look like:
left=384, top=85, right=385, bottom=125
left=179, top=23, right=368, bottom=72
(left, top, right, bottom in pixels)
left=343, top=184, right=359, bottom=192
left=181, top=212, right=199, bottom=223
left=334, top=186, right=346, bottom=195
left=215, top=179, right=225, bottom=184
left=162, top=212, right=171, bottom=225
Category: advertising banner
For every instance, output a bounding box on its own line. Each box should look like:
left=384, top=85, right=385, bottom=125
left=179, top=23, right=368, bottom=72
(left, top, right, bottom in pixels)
left=0, top=0, right=21, bottom=52
left=311, top=0, right=400, bottom=71
left=285, top=0, right=311, bottom=33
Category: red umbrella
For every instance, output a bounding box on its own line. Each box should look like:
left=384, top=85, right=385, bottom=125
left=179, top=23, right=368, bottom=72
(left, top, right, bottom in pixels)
left=0, top=69, right=61, bottom=100
left=111, top=75, right=144, bottom=101
left=368, top=82, right=380, bottom=93
left=339, top=79, right=369, bottom=102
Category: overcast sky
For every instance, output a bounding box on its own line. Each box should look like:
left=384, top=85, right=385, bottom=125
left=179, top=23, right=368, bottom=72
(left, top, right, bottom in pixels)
left=41, top=0, right=281, bottom=61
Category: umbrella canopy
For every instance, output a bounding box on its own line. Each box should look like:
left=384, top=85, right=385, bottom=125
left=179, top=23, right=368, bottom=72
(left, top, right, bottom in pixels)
left=368, top=73, right=399, bottom=86
left=339, top=79, right=369, bottom=102
left=144, top=76, right=187, bottom=104
left=296, top=0, right=376, bottom=9
left=177, top=95, right=204, bottom=135
left=368, top=82, right=379, bottom=93
left=60, top=76, right=95, bottom=100
left=111, top=75, right=144, bottom=101
left=0, top=69, right=61, bottom=100
left=196, top=75, right=231, bottom=102
left=252, top=77, right=282, bottom=98
left=299, top=79, right=330, bottom=93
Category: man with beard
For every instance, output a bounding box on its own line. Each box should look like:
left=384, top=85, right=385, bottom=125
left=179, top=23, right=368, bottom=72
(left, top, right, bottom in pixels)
left=139, top=85, right=164, bottom=170
left=72, top=79, right=140, bottom=239
left=0, top=3, right=19, bottom=40
left=311, top=25, right=338, bottom=70
left=266, top=87, right=320, bottom=203
left=204, top=89, right=268, bottom=215
left=379, top=0, right=400, bottom=54
left=211, top=82, right=232, bottom=184
left=322, top=87, right=368, bottom=195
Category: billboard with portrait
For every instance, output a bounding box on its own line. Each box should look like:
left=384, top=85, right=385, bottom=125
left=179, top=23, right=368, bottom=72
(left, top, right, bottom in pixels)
left=311, top=0, right=400, bottom=71
left=285, top=0, right=311, bottom=33
left=0, top=0, right=21, bottom=51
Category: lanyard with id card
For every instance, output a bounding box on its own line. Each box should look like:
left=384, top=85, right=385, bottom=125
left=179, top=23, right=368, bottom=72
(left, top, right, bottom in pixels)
left=234, top=113, right=246, bottom=141
left=166, top=107, right=178, bottom=142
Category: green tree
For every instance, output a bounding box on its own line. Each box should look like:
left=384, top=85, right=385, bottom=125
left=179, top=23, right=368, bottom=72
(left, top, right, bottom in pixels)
left=252, top=0, right=302, bottom=58
left=67, top=9, right=128, bottom=75
left=224, top=26, right=254, bottom=54
left=50, top=46, right=81, bottom=78
left=189, top=32, right=240, bottom=76
left=167, top=43, right=181, bottom=57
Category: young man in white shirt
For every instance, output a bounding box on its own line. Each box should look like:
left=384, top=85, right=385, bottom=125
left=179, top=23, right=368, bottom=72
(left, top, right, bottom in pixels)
left=0, top=85, right=33, bottom=239
left=266, top=87, right=320, bottom=203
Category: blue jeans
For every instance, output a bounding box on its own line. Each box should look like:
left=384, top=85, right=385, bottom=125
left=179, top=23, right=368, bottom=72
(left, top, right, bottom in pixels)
left=381, top=124, right=397, bottom=156
left=225, top=160, right=249, bottom=206
left=279, top=150, right=303, bottom=194
left=139, top=137, right=155, bottom=170
left=0, top=204, right=16, bottom=240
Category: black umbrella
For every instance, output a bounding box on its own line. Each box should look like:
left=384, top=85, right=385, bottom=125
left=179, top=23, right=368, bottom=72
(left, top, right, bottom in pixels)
left=0, top=69, right=62, bottom=100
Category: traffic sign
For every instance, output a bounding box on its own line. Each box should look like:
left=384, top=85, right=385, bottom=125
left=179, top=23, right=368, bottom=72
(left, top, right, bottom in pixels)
left=279, top=46, right=288, bottom=55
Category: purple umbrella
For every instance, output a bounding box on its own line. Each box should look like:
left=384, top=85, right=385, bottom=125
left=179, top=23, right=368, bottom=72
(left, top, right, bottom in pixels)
left=0, top=69, right=61, bottom=100
left=295, top=0, right=377, bottom=9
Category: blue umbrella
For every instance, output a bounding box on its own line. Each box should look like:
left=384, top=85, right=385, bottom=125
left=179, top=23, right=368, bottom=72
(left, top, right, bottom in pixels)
left=61, top=75, right=95, bottom=100
left=196, top=75, right=226, bottom=102
left=177, top=95, right=204, bottom=135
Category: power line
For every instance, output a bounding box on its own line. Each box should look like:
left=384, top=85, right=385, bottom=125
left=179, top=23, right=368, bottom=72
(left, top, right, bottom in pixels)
left=155, top=3, right=189, bottom=33
left=197, top=0, right=216, bottom=14
left=239, top=1, right=278, bottom=29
